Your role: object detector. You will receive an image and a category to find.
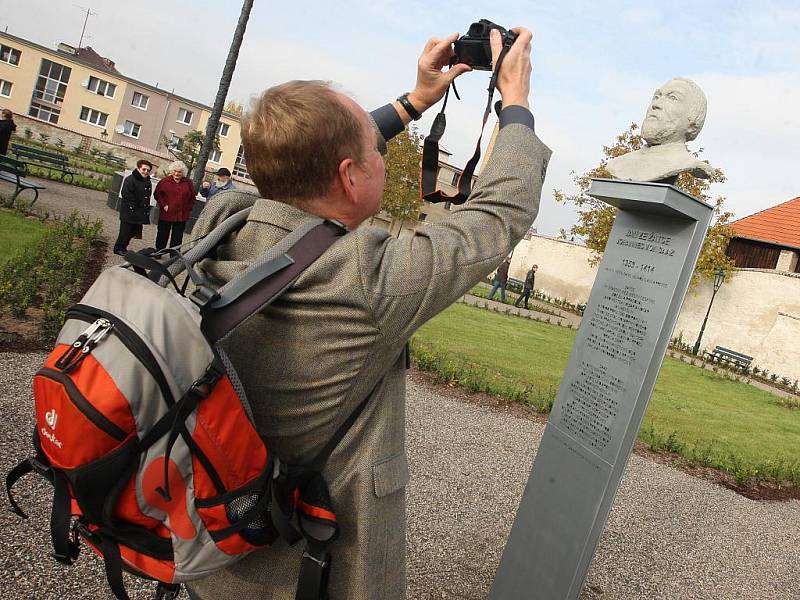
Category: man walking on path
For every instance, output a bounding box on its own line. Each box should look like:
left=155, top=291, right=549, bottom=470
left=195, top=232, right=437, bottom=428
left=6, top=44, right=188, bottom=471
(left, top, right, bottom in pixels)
left=187, top=26, right=550, bottom=600
left=487, top=257, right=511, bottom=302
left=514, top=264, right=537, bottom=309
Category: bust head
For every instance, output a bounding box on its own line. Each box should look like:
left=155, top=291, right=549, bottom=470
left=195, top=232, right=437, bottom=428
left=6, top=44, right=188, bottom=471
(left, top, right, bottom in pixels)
left=641, top=78, right=706, bottom=146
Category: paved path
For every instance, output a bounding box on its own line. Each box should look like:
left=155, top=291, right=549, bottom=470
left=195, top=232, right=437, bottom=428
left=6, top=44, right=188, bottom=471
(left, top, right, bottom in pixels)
left=2, top=353, right=799, bottom=599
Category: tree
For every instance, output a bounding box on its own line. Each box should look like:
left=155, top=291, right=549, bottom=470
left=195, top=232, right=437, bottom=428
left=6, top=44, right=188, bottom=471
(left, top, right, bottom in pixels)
left=162, top=130, right=220, bottom=179
left=224, top=101, right=244, bottom=116
left=381, top=126, right=424, bottom=226
left=192, top=0, right=255, bottom=193
left=554, top=123, right=736, bottom=286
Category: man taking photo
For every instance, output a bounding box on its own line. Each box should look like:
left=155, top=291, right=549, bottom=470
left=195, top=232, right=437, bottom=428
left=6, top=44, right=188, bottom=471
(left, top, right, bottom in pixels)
left=188, top=26, right=550, bottom=600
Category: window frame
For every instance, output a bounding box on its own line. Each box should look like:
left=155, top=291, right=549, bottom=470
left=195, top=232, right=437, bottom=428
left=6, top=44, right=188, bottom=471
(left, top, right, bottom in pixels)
left=232, top=144, right=250, bottom=179
left=176, top=107, right=193, bottom=125
left=217, top=122, right=230, bottom=137
left=122, top=120, right=141, bottom=139
left=87, top=76, right=116, bottom=99
left=208, top=148, right=222, bottom=163
left=79, top=105, right=109, bottom=128
left=0, top=79, right=12, bottom=98
left=0, top=44, right=21, bottom=66
left=131, top=91, right=149, bottom=110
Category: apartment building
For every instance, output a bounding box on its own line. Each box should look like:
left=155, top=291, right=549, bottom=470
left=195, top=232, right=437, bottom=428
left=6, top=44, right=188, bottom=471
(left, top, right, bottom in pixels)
left=0, top=31, right=249, bottom=180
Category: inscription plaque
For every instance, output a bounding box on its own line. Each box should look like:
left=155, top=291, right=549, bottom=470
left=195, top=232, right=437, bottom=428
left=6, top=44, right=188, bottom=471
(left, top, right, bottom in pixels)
left=490, top=180, right=713, bottom=599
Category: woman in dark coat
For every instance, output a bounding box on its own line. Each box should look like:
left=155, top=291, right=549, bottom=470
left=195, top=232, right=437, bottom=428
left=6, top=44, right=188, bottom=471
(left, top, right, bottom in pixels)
left=154, top=160, right=196, bottom=250
left=0, top=109, right=17, bottom=155
left=113, top=159, right=153, bottom=255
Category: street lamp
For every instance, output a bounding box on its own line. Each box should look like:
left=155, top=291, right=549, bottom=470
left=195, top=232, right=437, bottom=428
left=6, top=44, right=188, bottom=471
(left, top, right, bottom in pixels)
left=100, top=129, right=108, bottom=141
left=692, top=267, right=726, bottom=355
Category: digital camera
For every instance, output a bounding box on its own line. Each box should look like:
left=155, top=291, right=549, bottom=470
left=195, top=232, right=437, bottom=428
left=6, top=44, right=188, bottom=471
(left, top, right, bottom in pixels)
left=453, top=19, right=518, bottom=71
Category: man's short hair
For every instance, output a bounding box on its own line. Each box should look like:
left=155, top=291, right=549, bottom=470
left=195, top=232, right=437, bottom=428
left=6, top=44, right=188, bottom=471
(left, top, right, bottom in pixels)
left=241, top=80, right=367, bottom=205
left=136, top=159, right=153, bottom=169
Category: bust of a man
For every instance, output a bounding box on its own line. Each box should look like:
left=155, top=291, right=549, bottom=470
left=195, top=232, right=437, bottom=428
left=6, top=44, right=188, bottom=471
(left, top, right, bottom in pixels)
left=606, top=77, right=715, bottom=183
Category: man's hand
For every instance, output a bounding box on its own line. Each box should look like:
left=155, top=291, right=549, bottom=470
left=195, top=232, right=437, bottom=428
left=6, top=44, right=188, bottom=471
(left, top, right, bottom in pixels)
left=490, top=27, right=532, bottom=109
left=395, top=33, right=471, bottom=122
left=202, top=181, right=211, bottom=189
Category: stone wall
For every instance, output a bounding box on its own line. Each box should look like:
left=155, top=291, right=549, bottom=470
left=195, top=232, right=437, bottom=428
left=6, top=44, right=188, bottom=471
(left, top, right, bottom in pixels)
left=510, top=234, right=800, bottom=382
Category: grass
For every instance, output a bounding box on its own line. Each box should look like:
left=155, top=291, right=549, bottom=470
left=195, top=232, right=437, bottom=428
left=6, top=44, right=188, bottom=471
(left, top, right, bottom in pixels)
left=0, top=208, right=47, bottom=264
left=411, top=302, right=800, bottom=486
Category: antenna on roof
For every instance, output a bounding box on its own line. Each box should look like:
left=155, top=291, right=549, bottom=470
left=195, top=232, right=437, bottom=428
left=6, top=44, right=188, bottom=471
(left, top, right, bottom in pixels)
left=74, top=5, right=97, bottom=49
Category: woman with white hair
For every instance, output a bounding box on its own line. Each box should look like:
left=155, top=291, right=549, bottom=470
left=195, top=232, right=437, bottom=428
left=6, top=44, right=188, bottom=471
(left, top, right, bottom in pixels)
left=153, top=160, right=197, bottom=250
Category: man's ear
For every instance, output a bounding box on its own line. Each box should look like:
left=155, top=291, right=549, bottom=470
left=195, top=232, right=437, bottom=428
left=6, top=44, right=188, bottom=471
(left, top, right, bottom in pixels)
left=338, top=157, right=358, bottom=204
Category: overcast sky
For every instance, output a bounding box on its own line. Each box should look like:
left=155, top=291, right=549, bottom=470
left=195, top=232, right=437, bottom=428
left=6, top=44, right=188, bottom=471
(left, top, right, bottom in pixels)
left=3, top=0, right=799, bottom=235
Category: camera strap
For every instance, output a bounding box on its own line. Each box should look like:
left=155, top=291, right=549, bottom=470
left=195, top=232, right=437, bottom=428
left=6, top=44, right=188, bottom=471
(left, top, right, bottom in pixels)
left=420, top=37, right=515, bottom=206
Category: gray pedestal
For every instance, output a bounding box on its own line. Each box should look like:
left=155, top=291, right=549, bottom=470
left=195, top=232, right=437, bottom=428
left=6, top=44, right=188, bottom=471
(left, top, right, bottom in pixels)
left=490, top=179, right=713, bottom=599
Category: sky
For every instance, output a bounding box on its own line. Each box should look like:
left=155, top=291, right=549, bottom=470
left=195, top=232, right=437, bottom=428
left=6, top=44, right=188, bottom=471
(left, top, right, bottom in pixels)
left=3, top=0, right=799, bottom=235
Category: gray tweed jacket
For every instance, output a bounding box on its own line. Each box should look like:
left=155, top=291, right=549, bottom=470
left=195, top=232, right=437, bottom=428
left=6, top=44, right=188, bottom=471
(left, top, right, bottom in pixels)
left=188, top=121, right=551, bottom=599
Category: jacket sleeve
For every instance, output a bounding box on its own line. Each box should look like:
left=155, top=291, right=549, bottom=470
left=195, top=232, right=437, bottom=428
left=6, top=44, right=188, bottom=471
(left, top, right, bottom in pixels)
left=357, top=120, right=551, bottom=345
left=154, top=179, right=167, bottom=209
left=199, top=185, right=210, bottom=198
left=120, top=175, right=136, bottom=204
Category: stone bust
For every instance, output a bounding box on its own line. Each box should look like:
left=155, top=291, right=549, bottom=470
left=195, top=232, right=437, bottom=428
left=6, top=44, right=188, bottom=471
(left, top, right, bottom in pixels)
left=606, top=77, right=716, bottom=183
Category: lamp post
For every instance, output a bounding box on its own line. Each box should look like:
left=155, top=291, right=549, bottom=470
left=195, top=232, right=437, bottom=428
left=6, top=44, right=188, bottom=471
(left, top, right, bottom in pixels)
left=692, top=267, right=726, bottom=355
left=100, top=129, right=108, bottom=142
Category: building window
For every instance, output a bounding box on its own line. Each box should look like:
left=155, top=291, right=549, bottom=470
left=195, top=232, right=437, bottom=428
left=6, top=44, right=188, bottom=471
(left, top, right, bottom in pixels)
left=167, top=132, right=183, bottom=149
left=0, top=80, right=12, bottom=97
left=122, top=120, right=141, bottom=138
left=131, top=91, right=149, bottom=110
left=32, top=58, right=71, bottom=105
left=209, top=149, right=222, bottom=163
left=217, top=122, right=230, bottom=137
left=28, top=101, right=60, bottom=124
left=87, top=76, right=116, bottom=98
left=232, top=145, right=250, bottom=179
left=0, top=44, right=21, bottom=66
left=79, top=106, right=109, bottom=127
left=451, top=171, right=459, bottom=186
left=177, top=107, right=193, bottom=125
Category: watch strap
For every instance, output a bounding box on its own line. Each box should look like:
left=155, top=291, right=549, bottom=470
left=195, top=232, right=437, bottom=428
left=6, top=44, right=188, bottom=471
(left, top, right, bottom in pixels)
left=396, top=93, right=422, bottom=121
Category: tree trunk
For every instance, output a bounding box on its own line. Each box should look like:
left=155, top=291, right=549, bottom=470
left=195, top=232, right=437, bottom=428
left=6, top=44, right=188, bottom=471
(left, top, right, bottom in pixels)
left=191, top=0, right=255, bottom=193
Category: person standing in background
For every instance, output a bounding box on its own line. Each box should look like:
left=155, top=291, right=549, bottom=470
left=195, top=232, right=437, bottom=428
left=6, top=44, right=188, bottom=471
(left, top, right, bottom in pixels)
left=154, top=160, right=196, bottom=250
left=514, top=264, right=537, bottom=309
left=487, top=257, right=511, bottom=302
left=0, top=109, right=17, bottom=155
left=200, top=167, right=235, bottom=200
left=113, top=159, right=153, bottom=255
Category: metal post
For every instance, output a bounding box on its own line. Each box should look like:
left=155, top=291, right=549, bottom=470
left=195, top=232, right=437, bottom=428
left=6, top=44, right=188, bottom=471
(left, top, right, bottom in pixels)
left=692, top=267, right=725, bottom=355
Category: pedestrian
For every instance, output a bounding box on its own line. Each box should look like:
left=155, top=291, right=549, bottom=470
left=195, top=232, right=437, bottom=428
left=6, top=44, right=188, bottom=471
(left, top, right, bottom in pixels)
left=187, top=26, right=550, bottom=600
left=199, top=167, right=235, bottom=200
left=113, top=159, right=153, bottom=256
left=514, top=264, right=537, bottom=309
left=487, top=257, right=511, bottom=302
left=0, top=109, right=17, bottom=155
left=153, top=160, right=196, bottom=250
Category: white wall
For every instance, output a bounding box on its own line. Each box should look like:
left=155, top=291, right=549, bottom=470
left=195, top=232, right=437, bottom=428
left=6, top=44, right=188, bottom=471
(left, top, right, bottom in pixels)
left=511, top=235, right=800, bottom=381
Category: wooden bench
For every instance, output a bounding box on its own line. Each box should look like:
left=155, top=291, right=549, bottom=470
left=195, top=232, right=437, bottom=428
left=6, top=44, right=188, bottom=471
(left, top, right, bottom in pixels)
left=704, top=346, right=753, bottom=370
left=93, top=151, right=126, bottom=169
left=0, top=155, right=47, bottom=205
left=11, top=144, right=75, bottom=183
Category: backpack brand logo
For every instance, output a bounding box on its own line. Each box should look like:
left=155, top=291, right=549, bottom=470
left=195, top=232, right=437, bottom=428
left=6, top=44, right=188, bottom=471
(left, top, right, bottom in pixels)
left=45, top=409, right=58, bottom=429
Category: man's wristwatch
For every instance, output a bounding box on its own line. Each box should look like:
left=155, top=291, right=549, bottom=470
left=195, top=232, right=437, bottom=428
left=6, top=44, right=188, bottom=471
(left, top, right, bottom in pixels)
left=396, top=93, right=422, bottom=121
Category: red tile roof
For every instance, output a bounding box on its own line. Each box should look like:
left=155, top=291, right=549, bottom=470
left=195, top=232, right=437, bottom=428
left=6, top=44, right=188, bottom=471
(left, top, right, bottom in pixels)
left=731, top=196, right=800, bottom=249
left=73, top=46, right=121, bottom=75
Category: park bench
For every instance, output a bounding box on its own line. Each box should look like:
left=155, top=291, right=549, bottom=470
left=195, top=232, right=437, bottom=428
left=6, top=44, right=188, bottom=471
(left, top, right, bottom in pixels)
left=704, top=346, right=753, bottom=370
left=0, top=155, right=47, bottom=205
left=93, top=151, right=126, bottom=169
left=11, top=144, right=75, bottom=183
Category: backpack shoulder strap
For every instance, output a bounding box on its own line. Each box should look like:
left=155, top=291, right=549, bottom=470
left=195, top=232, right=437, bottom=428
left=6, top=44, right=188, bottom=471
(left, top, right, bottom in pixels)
left=199, top=218, right=347, bottom=342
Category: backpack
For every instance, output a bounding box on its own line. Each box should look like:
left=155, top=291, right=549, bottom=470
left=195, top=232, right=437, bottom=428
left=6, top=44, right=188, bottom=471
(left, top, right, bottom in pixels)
left=6, top=204, right=358, bottom=600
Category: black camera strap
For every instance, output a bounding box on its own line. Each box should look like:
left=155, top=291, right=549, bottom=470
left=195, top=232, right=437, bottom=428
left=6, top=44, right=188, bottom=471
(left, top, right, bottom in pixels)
left=420, top=36, right=515, bottom=206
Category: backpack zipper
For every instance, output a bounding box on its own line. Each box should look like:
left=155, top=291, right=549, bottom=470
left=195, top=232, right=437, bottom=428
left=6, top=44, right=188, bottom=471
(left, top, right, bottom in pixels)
left=37, top=367, right=127, bottom=441
left=65, top=305, right=176, bottom=407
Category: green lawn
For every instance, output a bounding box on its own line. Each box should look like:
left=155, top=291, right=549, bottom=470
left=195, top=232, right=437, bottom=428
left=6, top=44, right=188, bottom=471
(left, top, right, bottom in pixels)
left=0, top=209, right=47, bottom=264
left=412, top=302, right=800, bottom=485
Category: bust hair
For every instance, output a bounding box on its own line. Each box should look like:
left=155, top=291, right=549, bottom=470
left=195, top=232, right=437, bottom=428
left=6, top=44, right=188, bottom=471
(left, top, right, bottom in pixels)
left=241, top=80, right=366, bottom=206
left=168, top=160, right=187, bottom=176
left=1, top=109, right=12, bottom=119
left=671, top=77, right=707, bottom=141
left=136, top=159, right=153, bottom=169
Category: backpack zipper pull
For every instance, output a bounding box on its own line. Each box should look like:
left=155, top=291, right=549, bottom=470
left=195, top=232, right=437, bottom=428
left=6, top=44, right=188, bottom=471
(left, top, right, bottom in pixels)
left=55, top=319, right=113, bottom=372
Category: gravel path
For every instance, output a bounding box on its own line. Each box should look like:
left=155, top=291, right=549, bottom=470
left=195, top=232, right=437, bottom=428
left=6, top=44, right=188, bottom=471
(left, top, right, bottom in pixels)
left=2, top=352, right=799, bottom=599
left=2, top=180, right=799, bottom=598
